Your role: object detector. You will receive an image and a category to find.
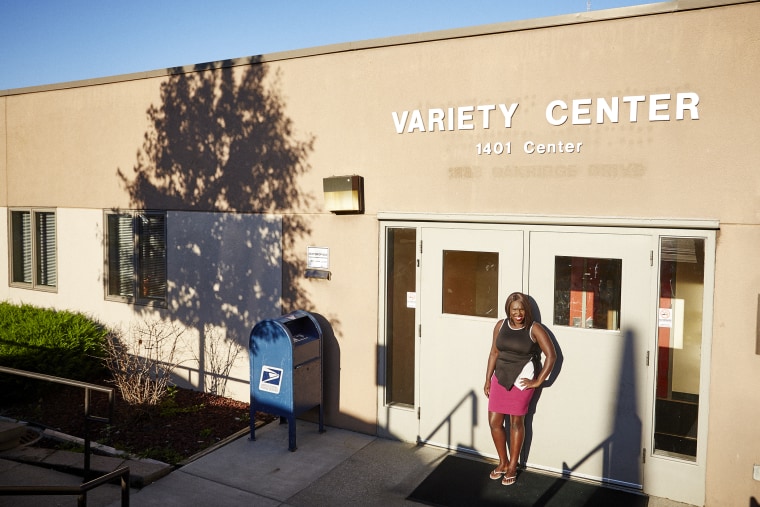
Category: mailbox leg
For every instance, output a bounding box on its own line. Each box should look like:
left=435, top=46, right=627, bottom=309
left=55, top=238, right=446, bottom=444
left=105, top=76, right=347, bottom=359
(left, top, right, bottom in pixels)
left=288, top=415, right=297, bottom=451
left=249, top=405, right=256, bottom=441
left=319, top=404, right=325, bottom=434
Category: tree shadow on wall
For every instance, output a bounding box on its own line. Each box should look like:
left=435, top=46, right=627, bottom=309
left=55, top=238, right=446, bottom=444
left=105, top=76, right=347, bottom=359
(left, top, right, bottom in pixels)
left=116, top=58, right=319, bottom=392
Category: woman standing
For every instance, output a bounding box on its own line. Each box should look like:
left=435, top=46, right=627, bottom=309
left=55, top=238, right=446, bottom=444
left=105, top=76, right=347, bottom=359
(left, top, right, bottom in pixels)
left=484, top=292, right=556, bottom=486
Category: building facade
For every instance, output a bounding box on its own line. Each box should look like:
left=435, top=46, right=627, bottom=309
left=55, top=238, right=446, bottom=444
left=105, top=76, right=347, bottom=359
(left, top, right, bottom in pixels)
left=2, top=1, right=759, bottom=505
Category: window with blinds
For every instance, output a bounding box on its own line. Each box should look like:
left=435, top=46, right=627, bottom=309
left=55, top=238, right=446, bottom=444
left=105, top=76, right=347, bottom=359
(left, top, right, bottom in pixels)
left=9, top=209, right=57, bottom=290
left=105, top=211, right=166, bottom=305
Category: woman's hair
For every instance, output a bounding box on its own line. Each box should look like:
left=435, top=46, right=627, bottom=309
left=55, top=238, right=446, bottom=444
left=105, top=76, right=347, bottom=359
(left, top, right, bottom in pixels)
left=504, top=292, right=534, bottom=328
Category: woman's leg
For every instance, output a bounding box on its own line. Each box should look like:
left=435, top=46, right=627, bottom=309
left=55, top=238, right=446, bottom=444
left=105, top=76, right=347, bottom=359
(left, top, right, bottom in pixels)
left=488, top=411, right=509, bottom=474
left=503, top=414, right=526, bottom=484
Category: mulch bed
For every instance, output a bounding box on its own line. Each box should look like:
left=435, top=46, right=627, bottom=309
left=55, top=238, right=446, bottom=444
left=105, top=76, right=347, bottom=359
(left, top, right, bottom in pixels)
left=0, top=376, right=274, bottom=465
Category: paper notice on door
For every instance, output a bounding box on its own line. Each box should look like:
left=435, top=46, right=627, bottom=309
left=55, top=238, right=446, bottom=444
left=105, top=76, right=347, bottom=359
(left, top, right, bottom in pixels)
left=658, top=308, right=672, bottom=328
left=406, top=292, right=416, bottom=309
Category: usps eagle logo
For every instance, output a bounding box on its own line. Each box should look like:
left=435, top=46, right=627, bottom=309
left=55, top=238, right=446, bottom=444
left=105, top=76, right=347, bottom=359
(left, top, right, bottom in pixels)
left=259, top=365, right=284, bottom=394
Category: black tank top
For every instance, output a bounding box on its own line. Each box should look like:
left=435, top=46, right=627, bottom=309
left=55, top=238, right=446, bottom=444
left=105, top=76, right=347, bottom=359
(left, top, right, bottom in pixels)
left=494, top=320, right=541, bottom=390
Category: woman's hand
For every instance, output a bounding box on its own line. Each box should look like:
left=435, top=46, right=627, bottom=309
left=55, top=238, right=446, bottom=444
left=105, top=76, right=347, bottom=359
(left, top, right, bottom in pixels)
left=484, top=379, right=491, bottom=398
left=518, top=377, right=541, bottom=390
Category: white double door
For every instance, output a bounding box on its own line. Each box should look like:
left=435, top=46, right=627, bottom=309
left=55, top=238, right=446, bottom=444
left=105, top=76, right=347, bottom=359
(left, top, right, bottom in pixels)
left=417, top=226, right=655, bottom=489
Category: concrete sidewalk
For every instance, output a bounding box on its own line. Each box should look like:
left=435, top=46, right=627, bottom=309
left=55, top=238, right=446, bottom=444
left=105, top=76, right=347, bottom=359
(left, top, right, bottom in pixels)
left=107, top=419, right=448, bottom=507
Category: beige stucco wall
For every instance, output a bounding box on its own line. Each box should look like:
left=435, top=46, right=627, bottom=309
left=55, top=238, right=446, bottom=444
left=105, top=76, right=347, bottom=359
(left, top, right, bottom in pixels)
left=288, top=214, right=379, bottom=434
left=2, top=2, right=759, bottom=505
left=5, top=81, right=158, bottom=209
left=709, top=226, right=760, bottom=506
left=1, top=96, right=7, bottom=300
left=269, top=3, right=758, bottom=225
left=0, top=208, right=7, bottom=301
left=0, top=97, right=7, bottom=208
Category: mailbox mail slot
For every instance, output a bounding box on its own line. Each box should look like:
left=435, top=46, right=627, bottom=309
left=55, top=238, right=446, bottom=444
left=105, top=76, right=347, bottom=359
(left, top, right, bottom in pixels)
left=249, top=310, right=324, bottom=451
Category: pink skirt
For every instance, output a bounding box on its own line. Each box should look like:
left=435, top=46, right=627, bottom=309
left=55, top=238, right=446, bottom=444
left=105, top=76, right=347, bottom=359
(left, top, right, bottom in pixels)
left=488, top=373, right=534, bottom=416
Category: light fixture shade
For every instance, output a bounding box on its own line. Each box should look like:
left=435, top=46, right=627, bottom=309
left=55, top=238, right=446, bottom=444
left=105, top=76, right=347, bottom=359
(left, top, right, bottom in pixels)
left=323, top=175, right=364, bottom=214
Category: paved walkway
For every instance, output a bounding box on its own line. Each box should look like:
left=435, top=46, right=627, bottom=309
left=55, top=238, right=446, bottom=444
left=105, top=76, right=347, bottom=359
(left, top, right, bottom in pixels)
left=0, top=420, right=447, bottom=507
left=0, top=420, right=695, bottom=507
left=105, top=420, right=447, bottom=506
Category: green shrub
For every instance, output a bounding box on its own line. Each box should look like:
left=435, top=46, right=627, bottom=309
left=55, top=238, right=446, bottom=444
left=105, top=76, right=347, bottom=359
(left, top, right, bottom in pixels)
left=0, top=302, right=109, bottom=387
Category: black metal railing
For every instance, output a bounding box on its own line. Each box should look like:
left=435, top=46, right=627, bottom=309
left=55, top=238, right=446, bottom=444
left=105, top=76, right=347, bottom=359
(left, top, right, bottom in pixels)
left=0, top=466, right=130, bottom=507
left=0, top=365, right=127, bottom=506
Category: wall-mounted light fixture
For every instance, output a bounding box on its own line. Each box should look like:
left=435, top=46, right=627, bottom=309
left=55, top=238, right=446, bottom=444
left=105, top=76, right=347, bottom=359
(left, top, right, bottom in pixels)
left=323, top=175, right=364, bottom=214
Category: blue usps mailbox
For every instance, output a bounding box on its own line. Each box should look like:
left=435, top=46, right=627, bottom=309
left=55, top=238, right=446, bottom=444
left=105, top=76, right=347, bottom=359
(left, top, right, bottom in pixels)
left=249, top=310, right=324, bottom=451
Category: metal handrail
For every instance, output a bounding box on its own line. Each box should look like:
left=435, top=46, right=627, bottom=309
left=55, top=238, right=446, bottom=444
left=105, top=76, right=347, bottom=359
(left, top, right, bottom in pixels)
left=0, top=466, right=130, bottom=507
left=0, top=365, right=125, bottom=505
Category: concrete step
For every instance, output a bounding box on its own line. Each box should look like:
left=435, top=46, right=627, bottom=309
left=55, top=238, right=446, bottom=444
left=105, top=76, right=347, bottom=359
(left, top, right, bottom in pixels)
left=0, top=421, right=35, bottom=451
left=0, top=445, right=172, bottom=489
left=0, top=457, right=134, bottom=507
left=0, top=418, right=172, bottom=489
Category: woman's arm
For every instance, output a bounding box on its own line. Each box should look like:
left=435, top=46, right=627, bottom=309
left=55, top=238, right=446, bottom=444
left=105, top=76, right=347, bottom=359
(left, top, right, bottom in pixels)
left=519, top=322, right=557, bottom=390
left=484, top=319, right=503, bottom=397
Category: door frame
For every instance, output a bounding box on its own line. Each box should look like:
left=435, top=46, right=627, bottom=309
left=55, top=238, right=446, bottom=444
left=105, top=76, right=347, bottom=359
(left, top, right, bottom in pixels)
left=377, top=220, right=421, bottom=443
left=376, top=214, right=717, bottom=505
left=641, top=228, right=715, bottom=506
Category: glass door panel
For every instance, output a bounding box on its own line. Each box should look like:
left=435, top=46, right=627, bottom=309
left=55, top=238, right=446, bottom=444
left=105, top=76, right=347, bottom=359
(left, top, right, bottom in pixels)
left=385, top=228, right=417, bottom=406
left=442, top=250, right=498, bottom=317
left=654, top=237, right=705, bottom=460
left=554, top=256, right=622, bottom=330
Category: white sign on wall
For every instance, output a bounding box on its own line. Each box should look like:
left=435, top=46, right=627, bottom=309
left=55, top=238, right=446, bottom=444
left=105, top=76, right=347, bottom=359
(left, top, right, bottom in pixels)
left=307, top=246, right=330, bottom=269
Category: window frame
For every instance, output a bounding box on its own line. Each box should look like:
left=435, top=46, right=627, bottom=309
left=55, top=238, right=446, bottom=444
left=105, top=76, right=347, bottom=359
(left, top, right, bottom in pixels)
left=8, top=207, right=58, bottom=292
left=104, top=210, right=167, bottom=307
